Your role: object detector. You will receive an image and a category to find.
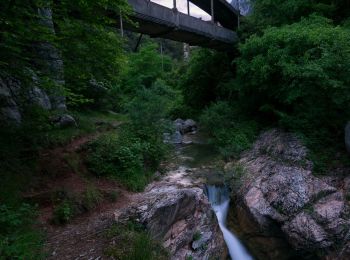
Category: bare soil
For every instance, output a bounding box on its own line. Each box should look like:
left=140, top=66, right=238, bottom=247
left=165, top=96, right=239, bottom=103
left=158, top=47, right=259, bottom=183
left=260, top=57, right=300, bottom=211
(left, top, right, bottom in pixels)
left=24, top=132, right=139, bottom=259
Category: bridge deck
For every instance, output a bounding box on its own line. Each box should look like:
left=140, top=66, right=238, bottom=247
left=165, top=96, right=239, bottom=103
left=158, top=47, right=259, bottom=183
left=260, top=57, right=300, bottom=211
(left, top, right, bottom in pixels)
left=119, top=0, right=238, bottom=51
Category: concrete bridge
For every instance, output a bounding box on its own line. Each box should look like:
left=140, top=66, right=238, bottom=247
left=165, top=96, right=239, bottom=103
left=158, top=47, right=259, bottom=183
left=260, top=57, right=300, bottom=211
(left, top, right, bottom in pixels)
left=117, top=0, right=239, bottom=51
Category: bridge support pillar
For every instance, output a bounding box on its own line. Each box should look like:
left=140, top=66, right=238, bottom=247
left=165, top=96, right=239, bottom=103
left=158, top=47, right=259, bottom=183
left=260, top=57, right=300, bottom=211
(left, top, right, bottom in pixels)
left=187, top=0, right=190, bottom=15
left=211, top=0, right=214, bottom=22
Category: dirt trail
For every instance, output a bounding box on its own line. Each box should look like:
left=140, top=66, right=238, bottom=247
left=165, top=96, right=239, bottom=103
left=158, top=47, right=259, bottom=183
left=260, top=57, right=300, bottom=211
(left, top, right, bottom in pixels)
left=24, top=132, right=140, bottom=259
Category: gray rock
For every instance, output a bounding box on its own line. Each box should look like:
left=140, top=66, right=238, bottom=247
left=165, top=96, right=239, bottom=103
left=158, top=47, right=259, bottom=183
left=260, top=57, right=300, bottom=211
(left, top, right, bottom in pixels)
left=230, top=0, right=253, bottom=16
left=28, top=86, right=52, bottom=110
left=116, top=180, right=226, bottom=259
left=282, top=212, right=332, bottom=249
left=36, top=6, right=66, bottom=111
left=0, top=75, right=21, bottom=124
left=163, top=130, right=183, bottom=144
left=232, top=129, right=350, bottom=259
left=183, top=119, right=197, bottom=133
left=52, top=114, right=77, bottom=128
left=345, top=122, right=350, bottom=153
left=173, top=118, right=197, bottom=134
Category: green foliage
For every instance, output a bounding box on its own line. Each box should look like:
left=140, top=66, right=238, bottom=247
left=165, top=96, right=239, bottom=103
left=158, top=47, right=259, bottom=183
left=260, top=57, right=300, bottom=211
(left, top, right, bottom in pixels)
left=52, top=200, right=75, bottom=225
left=237, top=16, right=350, bottom=157
left=0, top=204, right=43, bottom=259
left=240, top=0, right=350, bottom=37
left=86, top=128, right=167, bottom=191
left=228, top=163, right=247, bottom=193
left=82, top=185, right=103, bottom=211
left=104, top=223, right=169, bottom=260
left=200, top=102, right=259, bottom=159
left=178, top=49, right=233, bottom=112
left=193, top=231, right=201, bottom=241
left=0, top=0, right=50, bottom=76
left=122, top=43, right=172, bottom=93
left=58, top=19, right=126, bottom=108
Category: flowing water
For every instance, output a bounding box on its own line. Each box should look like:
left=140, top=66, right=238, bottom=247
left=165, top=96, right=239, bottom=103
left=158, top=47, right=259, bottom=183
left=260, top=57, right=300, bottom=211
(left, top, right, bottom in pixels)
left=206, top=185, right=253, bottom=260
left=172, top=131, right=253, bottom=260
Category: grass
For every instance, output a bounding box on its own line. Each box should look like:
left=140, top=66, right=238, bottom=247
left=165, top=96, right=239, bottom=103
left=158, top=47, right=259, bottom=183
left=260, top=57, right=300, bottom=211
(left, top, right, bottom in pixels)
left=193, top=231, right=202, bottom=241
left=64, top=152, right=81, bottom=174
left=229, top=163, right=248, bottom=193
left=51, top=184, right=104, bottom=224
left=104, top=223, right=169, bottom=260
left=43, top=110, right=127, bottom=147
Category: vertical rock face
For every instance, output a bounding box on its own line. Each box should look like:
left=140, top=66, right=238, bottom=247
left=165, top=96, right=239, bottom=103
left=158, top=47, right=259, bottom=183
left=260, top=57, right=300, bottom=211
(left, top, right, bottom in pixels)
left=0, top=6, right=68, bottom=124
left=230, top=129, right=350, bottom=259
left=0, top=76, right=22, bottom=124
left=36, top=7, right=66, bottom=111
left=230, top=0, right=253, bottom=16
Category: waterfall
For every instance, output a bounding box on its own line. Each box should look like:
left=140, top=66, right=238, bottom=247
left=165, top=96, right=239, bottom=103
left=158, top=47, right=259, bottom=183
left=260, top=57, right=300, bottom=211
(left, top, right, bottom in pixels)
left=206, top=185, right=253, bottom=260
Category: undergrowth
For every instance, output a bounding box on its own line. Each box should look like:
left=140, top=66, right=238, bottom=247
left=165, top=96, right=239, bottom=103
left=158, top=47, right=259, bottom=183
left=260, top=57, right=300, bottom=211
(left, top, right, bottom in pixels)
left=86, top=125, right=169, bottom=192
left=104, top=222, right=169, bottom=260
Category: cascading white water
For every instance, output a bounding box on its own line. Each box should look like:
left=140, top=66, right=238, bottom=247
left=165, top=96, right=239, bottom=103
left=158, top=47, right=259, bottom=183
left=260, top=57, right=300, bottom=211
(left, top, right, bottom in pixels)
left=206, top=185, right=253, bottom=260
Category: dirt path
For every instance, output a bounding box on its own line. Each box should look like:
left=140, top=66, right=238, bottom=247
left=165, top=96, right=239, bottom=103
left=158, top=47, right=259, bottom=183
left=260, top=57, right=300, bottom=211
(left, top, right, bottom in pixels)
left=23, top=132, right=141, bottom=259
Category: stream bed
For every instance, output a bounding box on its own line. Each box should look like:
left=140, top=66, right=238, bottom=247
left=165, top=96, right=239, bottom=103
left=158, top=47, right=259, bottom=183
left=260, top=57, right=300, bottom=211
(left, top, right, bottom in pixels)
left=171, top=131, right=253, bottom=260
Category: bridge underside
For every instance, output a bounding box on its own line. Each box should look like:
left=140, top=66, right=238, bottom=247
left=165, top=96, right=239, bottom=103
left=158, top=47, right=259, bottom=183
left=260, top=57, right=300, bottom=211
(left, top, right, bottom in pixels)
left=114, top=0, right=238, bottom=51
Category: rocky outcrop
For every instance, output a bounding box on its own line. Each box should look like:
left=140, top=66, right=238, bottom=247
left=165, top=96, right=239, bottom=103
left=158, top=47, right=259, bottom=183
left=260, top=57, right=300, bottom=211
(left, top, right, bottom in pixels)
left=0, top=5, right=68, bottom=125
left=164, top=119, right=198, bottom=144
left=35, top=7, right=66, bottom=111
left=229, top=129, right=350, bottom=259
left=230, top=0, right=253, bottom=16
left=0, top=76, right=22, bottom=124
left=51, top=114, right=77, bottom=128
left=174, top=118, right=197, bottom=135
left=115, top=169, right=226, bottom=260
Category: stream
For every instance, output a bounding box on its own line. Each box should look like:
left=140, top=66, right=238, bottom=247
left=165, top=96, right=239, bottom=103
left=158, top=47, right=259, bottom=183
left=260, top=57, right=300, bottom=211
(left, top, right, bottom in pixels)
left=172, top=131, right=253, bottom=260
left=206, top=185, right=252, bottom=260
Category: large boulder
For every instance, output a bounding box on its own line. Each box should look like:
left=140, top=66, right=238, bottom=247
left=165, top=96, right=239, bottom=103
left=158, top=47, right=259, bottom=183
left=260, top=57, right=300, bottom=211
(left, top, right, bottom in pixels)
left=174, top=118, right=197, bottom=134
left=116, top=170, right=226, bottom=260
left=52, top=114, right=77, bottom=128
left=230, top=129, right=350, bottom=259
left=0, top=76, right=22, bottom=124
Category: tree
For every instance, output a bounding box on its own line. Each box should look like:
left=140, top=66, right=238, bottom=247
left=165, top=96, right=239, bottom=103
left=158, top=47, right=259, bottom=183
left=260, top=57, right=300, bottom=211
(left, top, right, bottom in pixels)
left=236, top=15, right=350, bottom=136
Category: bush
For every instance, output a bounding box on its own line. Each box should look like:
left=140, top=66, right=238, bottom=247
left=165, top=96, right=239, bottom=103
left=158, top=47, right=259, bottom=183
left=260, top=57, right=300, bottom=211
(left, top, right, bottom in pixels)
left=200, top=102, right=258, bottom=159
left=178, top=49, right=233, bottom=112
left=236, top=15, right=350, bottom=166
left=86, top=128, right=167, bottom=191
left=82, top=185, right=103, bottom=211
left=0, top=204, right=43, bottom=259
left=52, top=200, right=75, bottom=225
left=238, top=16, right=350, bottom=129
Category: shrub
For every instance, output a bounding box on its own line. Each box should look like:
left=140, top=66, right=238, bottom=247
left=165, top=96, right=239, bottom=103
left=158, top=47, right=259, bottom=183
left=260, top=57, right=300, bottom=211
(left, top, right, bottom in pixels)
left=193, top=231, right=201, bottom=241
left=86, top=128, right=166, bottom=191
left=0, top=204, right=43, bottom=259
left=200, top=102, right=258, bottom=159
left=52, top=200, right=75, bottom=225
left=82, top=185, right=103, bottom=211
left=237, top=16, right=350, bottom=134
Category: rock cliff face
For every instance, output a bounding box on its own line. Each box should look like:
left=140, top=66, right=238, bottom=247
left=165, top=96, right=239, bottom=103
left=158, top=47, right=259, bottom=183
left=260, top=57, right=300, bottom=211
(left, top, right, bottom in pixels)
left=229, top=129, right=350, bottom=259
left=230, top=0, right=253, bottom=16
left=0, top=6, right=66, bottom=125
left=116, top=169, right=227, bottom=260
